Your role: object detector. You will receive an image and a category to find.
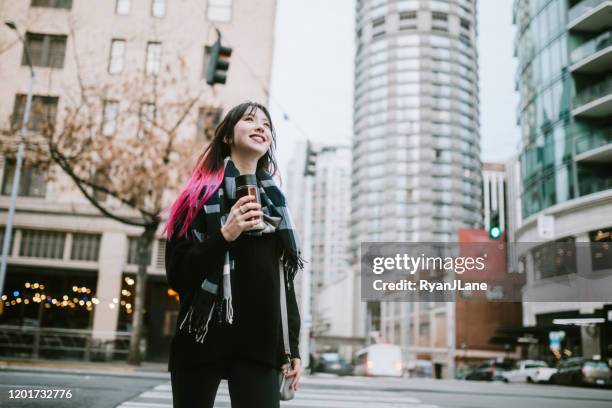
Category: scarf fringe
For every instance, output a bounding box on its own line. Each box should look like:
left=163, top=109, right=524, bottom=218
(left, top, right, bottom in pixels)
left=225, top=296, right=234, bottom=324
left=282, top=251, right=306, bottom=288
left=195, top=305, right=215, bottom=343
left=179, top=298, right=217, bottom=343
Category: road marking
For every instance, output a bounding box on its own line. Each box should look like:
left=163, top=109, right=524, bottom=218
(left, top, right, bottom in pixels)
left=116, top=380, right=438, bottom=408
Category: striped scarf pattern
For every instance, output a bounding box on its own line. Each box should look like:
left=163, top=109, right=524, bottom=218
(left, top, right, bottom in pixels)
left=179, top=157, right=304, bottom=343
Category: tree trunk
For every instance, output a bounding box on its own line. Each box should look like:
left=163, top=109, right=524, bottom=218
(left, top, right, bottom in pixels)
left=127, top=224, right=157, bottom=365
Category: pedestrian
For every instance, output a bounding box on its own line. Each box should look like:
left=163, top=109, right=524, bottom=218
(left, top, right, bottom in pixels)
left=163, top=102, right=303, bottom=408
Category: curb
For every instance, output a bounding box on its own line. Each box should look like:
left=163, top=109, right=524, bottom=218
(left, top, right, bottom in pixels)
left=0, top=365, right=170, bottom=380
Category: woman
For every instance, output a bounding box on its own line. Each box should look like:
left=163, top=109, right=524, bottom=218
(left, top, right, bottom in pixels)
left=164, top=102, right=303, bottom=408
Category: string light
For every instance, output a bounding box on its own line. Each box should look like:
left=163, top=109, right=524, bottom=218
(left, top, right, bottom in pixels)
left=0, top=282, right=140, bottom=314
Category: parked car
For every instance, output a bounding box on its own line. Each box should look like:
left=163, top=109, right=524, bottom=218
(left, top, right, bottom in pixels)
left=465, top=358, right=513, bottom=381
left=312, top=352, right=353, bottom=376
left=550, top=358, right=611, bottom=387
left=533, top=365, right=558, bottom=383
left=502, top=360, right=549, bottom=383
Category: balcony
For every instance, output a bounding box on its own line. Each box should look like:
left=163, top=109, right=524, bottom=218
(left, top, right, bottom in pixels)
left=570, top=30, right=612, bottom=73
left=575, top=125, right=612, bottom=162
left=572, top=78, right=612, bottom=117
left=568, top=0, right=612, bottom=32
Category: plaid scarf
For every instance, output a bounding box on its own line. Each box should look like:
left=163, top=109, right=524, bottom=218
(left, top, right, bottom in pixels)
left=179, top=157, right=304, bottom=343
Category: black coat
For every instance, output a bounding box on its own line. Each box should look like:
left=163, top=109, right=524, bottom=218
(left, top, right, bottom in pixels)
left=165, top=228, right=301, bottom=372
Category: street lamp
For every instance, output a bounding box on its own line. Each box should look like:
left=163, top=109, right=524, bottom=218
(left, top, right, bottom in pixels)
left=0, top=20, right=36, bottom=299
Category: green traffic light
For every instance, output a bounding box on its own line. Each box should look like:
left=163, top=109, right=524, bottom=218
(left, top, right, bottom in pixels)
left=489, top=226, right=502, bottom=239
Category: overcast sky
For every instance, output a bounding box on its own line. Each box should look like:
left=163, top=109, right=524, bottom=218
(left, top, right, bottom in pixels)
left=268, top=0, right=520, bottom=176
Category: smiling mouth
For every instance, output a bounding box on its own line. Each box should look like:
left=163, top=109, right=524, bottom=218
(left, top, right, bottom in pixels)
left=250, top=135, right=266, bottom=143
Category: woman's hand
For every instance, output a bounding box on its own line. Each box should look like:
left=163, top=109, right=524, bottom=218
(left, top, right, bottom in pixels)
left=285, top=357, right=301, bottom=391
left=220, top=195, right=262, bottom=242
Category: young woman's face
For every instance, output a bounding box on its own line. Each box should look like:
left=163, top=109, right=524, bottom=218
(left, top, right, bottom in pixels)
left=229, top=108, right=273, bottom=158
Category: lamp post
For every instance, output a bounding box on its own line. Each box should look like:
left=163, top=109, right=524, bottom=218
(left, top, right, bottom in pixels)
left=0, top=20, right=35, bottom=299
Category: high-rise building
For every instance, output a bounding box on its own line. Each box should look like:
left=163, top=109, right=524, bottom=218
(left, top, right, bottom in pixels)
left=0, top=0, right=277, bottom=361
left=309, top=145, right=360, bottom=357
left=513, top=0, right=612, bottom=362
left=286, top=143, right=363, bottom=361
left=351, top=0, right=481, bottom=378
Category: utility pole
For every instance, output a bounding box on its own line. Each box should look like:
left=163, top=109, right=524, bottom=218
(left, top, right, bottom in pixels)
left=0, top=21, right=35, bottom=299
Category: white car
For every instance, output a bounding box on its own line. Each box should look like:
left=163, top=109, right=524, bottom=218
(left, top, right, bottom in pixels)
left=502, top=360, right=549, bottom=383
left=533, top=366, right=558, bottom=383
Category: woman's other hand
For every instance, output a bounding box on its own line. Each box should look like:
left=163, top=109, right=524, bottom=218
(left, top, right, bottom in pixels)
left=220, top=195, right=262, bottom=242
left=285, top=357, right=301, bottom=391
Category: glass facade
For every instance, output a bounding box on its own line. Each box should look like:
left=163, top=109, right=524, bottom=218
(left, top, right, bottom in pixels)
left=515, top=0, right=612, bottom=218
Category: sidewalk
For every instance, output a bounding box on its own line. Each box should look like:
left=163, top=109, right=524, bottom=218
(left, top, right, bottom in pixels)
left=0, top=357, right=169, bottom=379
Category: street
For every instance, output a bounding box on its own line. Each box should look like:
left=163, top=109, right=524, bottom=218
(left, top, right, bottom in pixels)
left=1, top=370, right=612, bottom=408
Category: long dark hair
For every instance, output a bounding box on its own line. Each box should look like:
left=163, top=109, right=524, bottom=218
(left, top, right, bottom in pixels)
left=164, top=102, right=279, bottom=239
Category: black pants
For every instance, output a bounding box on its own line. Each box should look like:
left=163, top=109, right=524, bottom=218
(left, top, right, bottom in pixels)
left=170, top=359, right=279, bottom=408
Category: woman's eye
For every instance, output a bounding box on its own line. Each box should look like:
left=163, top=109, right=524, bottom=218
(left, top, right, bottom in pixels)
left=243, top=116, right=253, bottom=121
left=263, top=123, right=271, bottom=128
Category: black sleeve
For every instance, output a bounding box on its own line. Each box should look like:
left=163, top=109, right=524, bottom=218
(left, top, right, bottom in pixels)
left=286, top=278, right=301, bottom=359
left=165, top=228, right=230, bottom=297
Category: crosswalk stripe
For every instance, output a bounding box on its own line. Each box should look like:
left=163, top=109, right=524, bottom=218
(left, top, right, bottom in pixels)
left=116, top=380, right=439, bottom=408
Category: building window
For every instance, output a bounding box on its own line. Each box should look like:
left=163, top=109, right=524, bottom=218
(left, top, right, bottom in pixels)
left=70, top=233, right=101, bottom=261
left=207, top=0, right=232, bottom=22
left=0, top=228, right=15, bottom=255
left=116, top=0, right=130, bottom=15
left=30, top=0, right=72, bottom=9
left=23, top=32, right=67, bottom=68
left=399, top=11, right=417, bottom=20
left=19, top=229, right=66, bottom=259
left=1, top=161, right=46, bottom=198
left=196, top=106, right=222, bottom=142
left=102, top=100, right=119, bottom=136
left=460, top=18, right=471, bottom=30
left=145, top=41, right=161, bottom=75
left=590, top=228, right=612, bottom=271
left=12, top=94, right=58, bottom=132
left=459, top=33, right=471, bottom=47
left=151, top=0, right=166, bottom=17
left=138, top=102, right=156, bottom=138
left=372, top=17, right=385, bottom=38
left=432, top=12, right=448, bottom=21
left=126, top=237, right=152, bottom=265
left=108, top=39, right=125, bottom=74
left=399, top=11, right=417, bottom=30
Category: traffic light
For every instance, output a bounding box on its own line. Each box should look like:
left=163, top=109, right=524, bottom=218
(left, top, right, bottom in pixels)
left=206, top=31, right=232, bottom=86
left=489, top=210, right=502, bottom=240
left=304, top=142, right=317, bottom=176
